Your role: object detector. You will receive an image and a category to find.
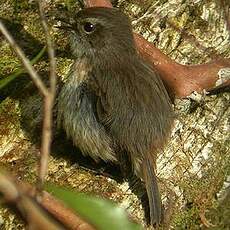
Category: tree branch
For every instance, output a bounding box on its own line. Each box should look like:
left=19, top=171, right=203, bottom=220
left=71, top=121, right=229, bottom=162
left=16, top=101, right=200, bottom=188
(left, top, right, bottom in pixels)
left=37, top=0, right=57, bottom=187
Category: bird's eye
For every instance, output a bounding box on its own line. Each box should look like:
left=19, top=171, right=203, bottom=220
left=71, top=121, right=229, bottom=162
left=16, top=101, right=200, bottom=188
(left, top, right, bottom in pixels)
left=82, top=22, right=95, bottom=34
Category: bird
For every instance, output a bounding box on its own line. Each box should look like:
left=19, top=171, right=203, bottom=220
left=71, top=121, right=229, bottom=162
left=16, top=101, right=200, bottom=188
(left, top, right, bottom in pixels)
left=57, top=6, right=174, bottom=227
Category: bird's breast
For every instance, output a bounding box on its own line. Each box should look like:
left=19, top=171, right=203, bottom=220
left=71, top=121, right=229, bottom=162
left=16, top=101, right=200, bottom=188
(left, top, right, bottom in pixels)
left=57, top=59, right=117, bottom=162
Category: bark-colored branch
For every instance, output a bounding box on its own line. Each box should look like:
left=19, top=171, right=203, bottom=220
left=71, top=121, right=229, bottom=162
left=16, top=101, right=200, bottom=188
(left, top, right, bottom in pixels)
left=37, top=0, right=56, bottom=95
left=42, top=192, right=95, bottom=230
left=0, top=173, right=95, bottom=230
left=37, top=0, right=57, bottom=187
left=16, top=196, right=64, bottom=230
left=84, top=0, right=112, bottom=7
left=0, top=173, right=64, bottom=229
left=135, top=34, right=230, bottom=97
left=39, top=97, right=54, bottom=186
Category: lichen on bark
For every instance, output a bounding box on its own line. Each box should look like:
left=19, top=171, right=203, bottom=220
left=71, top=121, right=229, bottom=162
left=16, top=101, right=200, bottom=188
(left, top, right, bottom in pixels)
left=0, top=0, right=229, bottom=229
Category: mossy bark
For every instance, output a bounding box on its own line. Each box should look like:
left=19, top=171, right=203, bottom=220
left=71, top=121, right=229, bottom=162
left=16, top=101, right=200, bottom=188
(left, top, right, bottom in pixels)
left=0, top=0, right=229, bottom=229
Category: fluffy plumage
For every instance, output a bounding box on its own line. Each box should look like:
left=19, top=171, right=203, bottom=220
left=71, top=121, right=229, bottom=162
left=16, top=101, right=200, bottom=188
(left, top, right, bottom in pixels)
left=57, top=7, right=174, bottom=226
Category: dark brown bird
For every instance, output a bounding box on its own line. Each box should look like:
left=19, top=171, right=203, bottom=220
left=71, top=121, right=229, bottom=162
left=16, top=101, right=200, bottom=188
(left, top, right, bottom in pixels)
left=57, top=7, right=174, bottom=227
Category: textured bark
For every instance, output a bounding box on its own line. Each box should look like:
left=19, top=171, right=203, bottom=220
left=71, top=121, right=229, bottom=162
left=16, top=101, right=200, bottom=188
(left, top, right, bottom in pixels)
left=0, top=0, right=229, bottom=229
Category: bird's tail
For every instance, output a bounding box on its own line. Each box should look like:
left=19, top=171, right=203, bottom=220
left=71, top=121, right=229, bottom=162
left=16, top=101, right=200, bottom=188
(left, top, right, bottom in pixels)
left=142, top=155, right=162, bottom=227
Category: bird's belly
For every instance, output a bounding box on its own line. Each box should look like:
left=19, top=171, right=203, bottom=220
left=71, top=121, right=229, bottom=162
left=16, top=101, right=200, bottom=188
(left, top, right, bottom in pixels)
left=57, top=76, right=117, bottom=163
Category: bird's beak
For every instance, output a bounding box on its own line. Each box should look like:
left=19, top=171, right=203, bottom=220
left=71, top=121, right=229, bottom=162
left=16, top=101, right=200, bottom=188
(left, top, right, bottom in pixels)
left=54, top=24, right=73, bottom=31
left=54, top=17, right=74, bottom=31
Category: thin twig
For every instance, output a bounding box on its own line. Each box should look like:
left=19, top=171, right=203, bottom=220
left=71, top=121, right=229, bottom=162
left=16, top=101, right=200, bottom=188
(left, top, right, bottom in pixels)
left=0, top=173, right=95, bottom=229
left=37, top=0, right=57, bottom=187
left=38, top=0, right=56, bottom=95
left=0, top=1, right=57, bottom=188
left=0, top=21, right=49, bottom=97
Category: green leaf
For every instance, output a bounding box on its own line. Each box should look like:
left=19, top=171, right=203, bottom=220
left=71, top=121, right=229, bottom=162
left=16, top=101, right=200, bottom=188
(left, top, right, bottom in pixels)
left=0, top=46, right=46, bottom=89
left=46, top=184, right=142, bottom=230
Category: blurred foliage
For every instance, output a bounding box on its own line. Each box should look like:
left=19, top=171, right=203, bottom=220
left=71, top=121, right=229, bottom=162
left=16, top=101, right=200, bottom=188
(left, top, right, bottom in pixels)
left=47, top=184, right=142, bottom=230
left=0, top=46, right=46, bottom=89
